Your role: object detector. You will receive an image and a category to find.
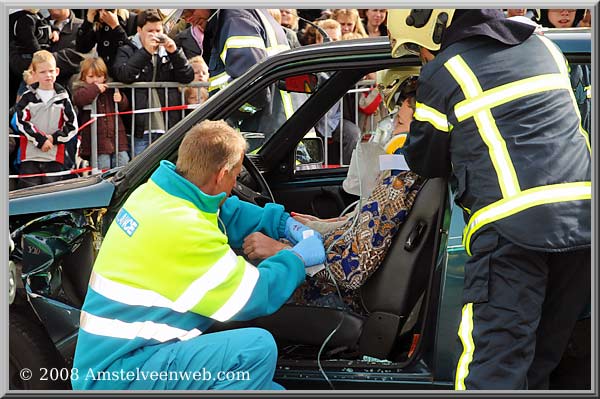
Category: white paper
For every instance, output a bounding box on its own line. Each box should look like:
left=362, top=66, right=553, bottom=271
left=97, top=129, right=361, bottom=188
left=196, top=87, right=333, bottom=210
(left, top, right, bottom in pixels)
left=379, top=154, right=410, bottom=171
left=302, top=229, right=314, bottom=239
left=305, top=263, right=325, bottom=277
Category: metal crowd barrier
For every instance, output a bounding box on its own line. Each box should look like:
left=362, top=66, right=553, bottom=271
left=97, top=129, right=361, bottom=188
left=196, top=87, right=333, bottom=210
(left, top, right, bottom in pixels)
left=84, top=79, right=382, bottom=171
left=88, top=81, right=208, bottom=170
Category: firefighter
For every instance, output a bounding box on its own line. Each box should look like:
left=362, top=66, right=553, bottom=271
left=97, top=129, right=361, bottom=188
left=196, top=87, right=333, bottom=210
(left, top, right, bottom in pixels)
left=388, top=9, right=591, bottom=389
left=203, top=9, right=306, bottom=149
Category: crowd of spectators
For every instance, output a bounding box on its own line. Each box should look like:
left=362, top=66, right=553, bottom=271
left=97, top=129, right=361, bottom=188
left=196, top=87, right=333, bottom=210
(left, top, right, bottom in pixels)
left=8, top=8, right=592, bottom=190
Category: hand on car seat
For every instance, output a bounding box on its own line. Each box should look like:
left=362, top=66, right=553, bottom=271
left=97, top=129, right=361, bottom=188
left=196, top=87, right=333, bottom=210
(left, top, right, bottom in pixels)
left=290, top=235, right=326, bottom=267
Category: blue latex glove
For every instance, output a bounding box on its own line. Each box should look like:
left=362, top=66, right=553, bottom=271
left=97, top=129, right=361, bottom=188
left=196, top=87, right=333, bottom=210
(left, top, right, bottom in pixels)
left=290, top=235, right=326, bottom=267
left=285, top=217, right=322, bottom=245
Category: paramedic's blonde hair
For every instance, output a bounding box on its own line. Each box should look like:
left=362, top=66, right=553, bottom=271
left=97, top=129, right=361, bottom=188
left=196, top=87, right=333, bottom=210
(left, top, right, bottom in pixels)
left=30, top=50, right=56, bottom=72
left=176, top=120, right=248, bottom=185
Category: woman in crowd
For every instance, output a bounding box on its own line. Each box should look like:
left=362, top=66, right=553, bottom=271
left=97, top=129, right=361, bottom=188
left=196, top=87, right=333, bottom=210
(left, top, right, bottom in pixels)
left=332, top=9, right=367, bottom=37
left=76, top=9, right=137, bottom=73
left=362, top=9, right=388, bottom=37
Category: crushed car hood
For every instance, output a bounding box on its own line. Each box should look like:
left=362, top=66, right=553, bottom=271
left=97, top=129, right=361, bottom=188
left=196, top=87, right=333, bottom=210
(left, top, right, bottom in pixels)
left=9, top=175, right=116, bottom=216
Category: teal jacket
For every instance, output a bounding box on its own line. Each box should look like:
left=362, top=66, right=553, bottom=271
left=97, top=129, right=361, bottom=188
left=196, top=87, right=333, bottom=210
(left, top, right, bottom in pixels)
left=72, top=160, right=305, bottom=389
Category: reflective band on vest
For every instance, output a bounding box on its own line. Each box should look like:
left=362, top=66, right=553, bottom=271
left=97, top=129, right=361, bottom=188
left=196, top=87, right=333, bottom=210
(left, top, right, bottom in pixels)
left=414, top=102, right=451, bottom=132
left=91, top=249, right=259, bottom=320
left=453, top=73, right=571, bottom=121
left=462, top=182, right=591, bottom=255
left=209, top=260, right=260, bottom=322
left=280, top=90, right=294, bottom=119
left=445, top=55, right=521, bottom=198
left=80, top=311, right=202, bottom=342
left=445, top=50, right=592, bottom=256
left=256, top=9, right=290, bottom=57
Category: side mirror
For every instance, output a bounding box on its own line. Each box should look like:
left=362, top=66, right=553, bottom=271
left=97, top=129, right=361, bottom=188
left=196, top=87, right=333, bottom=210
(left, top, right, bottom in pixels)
left=278, top=74, right=319, bottom=93
left=295, top=137, right=324, bottom=171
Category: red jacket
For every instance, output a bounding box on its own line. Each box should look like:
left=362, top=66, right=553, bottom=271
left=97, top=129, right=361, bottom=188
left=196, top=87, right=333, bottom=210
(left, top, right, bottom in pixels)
left=72, top=82, right=129, bottom=159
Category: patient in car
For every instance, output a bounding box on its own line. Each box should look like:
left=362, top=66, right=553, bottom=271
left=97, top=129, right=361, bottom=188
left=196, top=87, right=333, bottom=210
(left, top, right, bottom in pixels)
left=242, top=80, right=423, bottom=314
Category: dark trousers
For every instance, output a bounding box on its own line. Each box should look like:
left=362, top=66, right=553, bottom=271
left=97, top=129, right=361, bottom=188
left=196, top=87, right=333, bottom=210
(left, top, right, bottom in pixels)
left=17, top=161, right=66, bottom=189
left=455, top=229, right=590, bottom=390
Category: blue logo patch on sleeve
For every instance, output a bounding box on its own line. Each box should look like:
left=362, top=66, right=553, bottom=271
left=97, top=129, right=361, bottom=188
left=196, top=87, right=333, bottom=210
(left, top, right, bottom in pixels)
left=116, top=208, right=139, bottom=237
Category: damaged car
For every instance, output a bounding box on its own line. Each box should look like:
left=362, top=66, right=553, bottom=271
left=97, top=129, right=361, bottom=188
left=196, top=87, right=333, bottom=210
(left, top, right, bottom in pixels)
left=8, top=27, right=591, bottom=390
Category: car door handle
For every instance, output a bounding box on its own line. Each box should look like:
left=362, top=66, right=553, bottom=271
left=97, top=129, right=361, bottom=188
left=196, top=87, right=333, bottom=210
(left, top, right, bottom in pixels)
left=404, top=221, right=426, bottom=251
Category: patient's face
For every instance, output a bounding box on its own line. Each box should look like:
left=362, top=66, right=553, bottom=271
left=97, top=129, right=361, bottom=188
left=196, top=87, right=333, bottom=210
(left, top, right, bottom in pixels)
left=393, top=97, right=415, bottom=134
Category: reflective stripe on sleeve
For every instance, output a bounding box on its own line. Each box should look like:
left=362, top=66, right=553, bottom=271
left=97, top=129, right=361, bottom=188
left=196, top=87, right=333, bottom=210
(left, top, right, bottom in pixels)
left=414, top=102, right=451, bottom=132
left=220, top=36, right=266, bottom=63
left=80, top=311, right=202, bottom=342
left=208, top=71, right=231, bottom=92
left=462, top=182, right=591, bottom=255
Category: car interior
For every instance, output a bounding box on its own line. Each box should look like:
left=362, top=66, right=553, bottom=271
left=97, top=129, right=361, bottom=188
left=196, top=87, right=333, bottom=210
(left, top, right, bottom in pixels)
left=32, top=61, right=451, bottom=372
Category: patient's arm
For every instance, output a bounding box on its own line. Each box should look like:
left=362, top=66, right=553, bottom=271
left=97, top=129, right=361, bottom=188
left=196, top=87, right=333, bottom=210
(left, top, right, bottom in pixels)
left=292, top=212, right=347, bottom=225
left=243, top=232, right=292, bottom=261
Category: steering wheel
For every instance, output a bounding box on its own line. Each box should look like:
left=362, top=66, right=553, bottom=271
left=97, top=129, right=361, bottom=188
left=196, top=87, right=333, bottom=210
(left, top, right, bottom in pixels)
left=232, top=155, right=274, bottom=206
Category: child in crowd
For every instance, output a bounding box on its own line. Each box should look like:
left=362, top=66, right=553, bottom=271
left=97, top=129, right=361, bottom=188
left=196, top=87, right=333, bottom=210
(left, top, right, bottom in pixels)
left=181, top=56, right=209, bottom=109
left=72, top=57, right=130, bottom=170
left=14, top=50, right=78, bottom=188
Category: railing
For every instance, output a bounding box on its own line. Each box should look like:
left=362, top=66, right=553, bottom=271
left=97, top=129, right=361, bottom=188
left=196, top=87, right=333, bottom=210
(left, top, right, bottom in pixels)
left=87, top=81, right=208, bottom=170
left=83, top=79, right=385, bottom=171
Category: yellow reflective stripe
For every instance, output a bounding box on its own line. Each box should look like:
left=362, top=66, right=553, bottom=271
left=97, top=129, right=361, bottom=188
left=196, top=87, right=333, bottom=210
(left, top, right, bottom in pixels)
left=80, top=311, right=202, bottom=342
left=173, top=250, right=240, bottom=312
left=414, top=102, right=450, bottom=132
left=208, top=71, right=229, bottom=84
left=462, top=182, right=591, bottom=255
left=90, top=249, right=241, bottom=313
left=220, top=36, right=266, bottom=63
left=208, top=71, right=231, bottom=92
left=584, top=85, right=591, bottom=99
left=455, top=303, right=475, bottom=390
left=256, top=9, right=290, bottom=57
left=257, top=9, right=277, bottom=46
left=446, top=55, right=521, bottom=198
left=267, top=44, right=289, bottom=56
left=455, top=74, right=570, bottom=121
left=280, top=90, right=294, bottom=119
left=537, top=35, right=591, bottom=153
left=209, top=261, right=259, bottom=322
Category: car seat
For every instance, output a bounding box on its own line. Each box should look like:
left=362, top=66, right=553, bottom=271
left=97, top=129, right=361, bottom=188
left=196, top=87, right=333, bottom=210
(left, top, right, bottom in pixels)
left=209, top=177, right=447, bottom=360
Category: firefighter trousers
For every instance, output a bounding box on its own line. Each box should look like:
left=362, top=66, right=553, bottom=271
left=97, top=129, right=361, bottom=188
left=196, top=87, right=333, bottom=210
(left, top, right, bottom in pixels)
left=454, top=229, right=590, bottom=390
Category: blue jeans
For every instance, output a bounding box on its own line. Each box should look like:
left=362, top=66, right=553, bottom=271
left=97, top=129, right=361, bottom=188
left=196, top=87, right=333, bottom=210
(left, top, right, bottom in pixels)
left=98, top=152, right=130, bottom=170
left=133, top=132, right=165, bottom=157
